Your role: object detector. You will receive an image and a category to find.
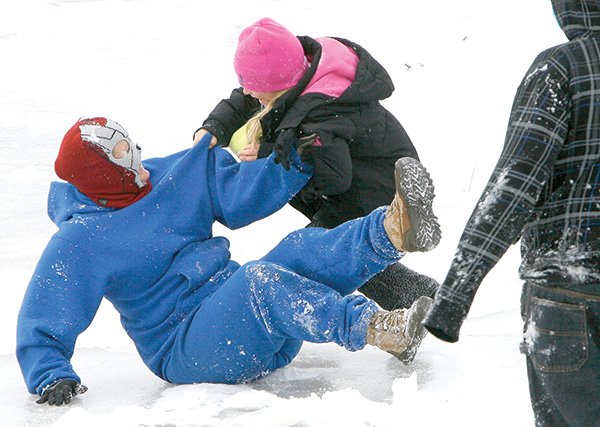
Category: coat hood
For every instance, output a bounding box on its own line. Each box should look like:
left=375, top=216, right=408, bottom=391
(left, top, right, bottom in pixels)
left=294, top=36, right=394, bottom=103
left=330, top=37, right=395, bottom=103
left=48, top=181, right=114, bottom=226
left=552, top=0, right=600, bottom=40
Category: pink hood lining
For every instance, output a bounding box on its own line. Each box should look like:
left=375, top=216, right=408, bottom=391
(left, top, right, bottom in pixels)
left=301, top=37, right=359, bottom=98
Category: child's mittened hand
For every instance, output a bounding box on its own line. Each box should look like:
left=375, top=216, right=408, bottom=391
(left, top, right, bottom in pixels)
left=36, top=379, right=88, bottom=406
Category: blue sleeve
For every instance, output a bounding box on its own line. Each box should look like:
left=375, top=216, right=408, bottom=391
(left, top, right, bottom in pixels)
left=16, top=237, right=106, bottom=396
left=208, top=148, right=313, bottom=229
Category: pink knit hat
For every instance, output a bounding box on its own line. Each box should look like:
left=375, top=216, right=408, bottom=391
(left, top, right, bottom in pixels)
left=234, top=17, right=307, bottom=92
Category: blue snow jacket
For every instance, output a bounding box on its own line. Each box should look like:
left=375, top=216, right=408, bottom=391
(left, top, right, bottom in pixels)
left=16, top=142, right=312, bottom=396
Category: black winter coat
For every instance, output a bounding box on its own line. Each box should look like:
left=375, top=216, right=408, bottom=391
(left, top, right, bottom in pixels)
left=201, top=36, right=418, bottom=228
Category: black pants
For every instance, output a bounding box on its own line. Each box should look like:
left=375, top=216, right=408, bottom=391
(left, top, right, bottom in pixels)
left=306, top=219, right=439, bottom=310
left=520, top=282, right=600, bottom=426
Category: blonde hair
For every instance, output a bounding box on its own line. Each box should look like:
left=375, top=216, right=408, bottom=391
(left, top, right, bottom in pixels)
left=246, top=89, right=289, bottom=148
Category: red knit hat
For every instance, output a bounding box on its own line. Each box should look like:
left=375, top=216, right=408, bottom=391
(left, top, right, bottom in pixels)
left=54, top=117, right=152, bottom=208
left=234, top=17, right=308, bottom=92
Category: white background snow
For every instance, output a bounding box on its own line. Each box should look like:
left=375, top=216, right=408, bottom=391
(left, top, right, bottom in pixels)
left=0, top=0, right=567, bottom=425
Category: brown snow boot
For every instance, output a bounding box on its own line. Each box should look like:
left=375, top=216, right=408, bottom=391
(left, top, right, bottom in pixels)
left=383, top=157, right=441, bottom=252
left=366, top=296, right=433, bottom=364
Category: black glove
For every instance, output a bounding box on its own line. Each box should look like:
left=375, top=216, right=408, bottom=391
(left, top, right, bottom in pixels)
left=36, top=379, right=88, bottom=406
left=273, top=129, right=318, bottom=170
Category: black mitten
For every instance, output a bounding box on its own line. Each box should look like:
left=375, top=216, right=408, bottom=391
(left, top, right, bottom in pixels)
left=36, top=379, right=88, bottom=406
left=273, top=129, right=317, bottom=170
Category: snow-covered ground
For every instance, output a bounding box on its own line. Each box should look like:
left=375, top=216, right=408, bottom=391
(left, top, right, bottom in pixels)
left=0, top=0, right=567, bottom=425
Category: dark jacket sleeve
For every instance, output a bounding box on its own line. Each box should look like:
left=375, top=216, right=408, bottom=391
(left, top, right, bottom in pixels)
left=200, top=88, right=261, bottom=146
left=423, top=53, right=571, bottom=342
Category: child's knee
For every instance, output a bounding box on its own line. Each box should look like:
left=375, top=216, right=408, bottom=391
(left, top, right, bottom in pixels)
left=241, top=261, right=294, bottom=302
left=242, top=261, right=286, bottom=285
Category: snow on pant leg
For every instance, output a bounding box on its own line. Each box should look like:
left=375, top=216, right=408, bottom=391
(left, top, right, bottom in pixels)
left=521, top=282, right=600, bottom=426
left=261, top=207, right=402, bottom=296
left=305, top=216, right=436, bottom=310
left=163, top=260, right=378, bottom=385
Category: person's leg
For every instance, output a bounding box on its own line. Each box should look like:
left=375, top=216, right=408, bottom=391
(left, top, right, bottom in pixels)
left=306, top=157, right=441, bottom=309
left=261, top=158, right=440, bottom=297
left=258, top=205, right=434, bottom=365
left=262, top=206, right=402, bottom=296
left=359, top=262, right=440, bottom=310
left=521, top=283, right=600, bottom=426
left=305, top=219, right=440, bottom=311
left=163, top=260, right=378, bottom=385
left=525, top=357, right=570, bottom=426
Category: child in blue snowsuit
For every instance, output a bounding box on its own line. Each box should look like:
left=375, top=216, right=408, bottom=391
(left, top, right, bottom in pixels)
left=17, top=117, right=439, bottom=406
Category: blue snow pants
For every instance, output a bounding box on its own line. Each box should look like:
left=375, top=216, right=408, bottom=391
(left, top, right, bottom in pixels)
left=521, top=282, right=600, bottom=426
left=163, top=207, right=401, bottom=384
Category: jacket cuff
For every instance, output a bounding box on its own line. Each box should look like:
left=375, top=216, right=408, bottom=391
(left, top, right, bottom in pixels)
left=200, top=121, right=227, bottom=146
left=422, top=296, right=467, bottom=343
